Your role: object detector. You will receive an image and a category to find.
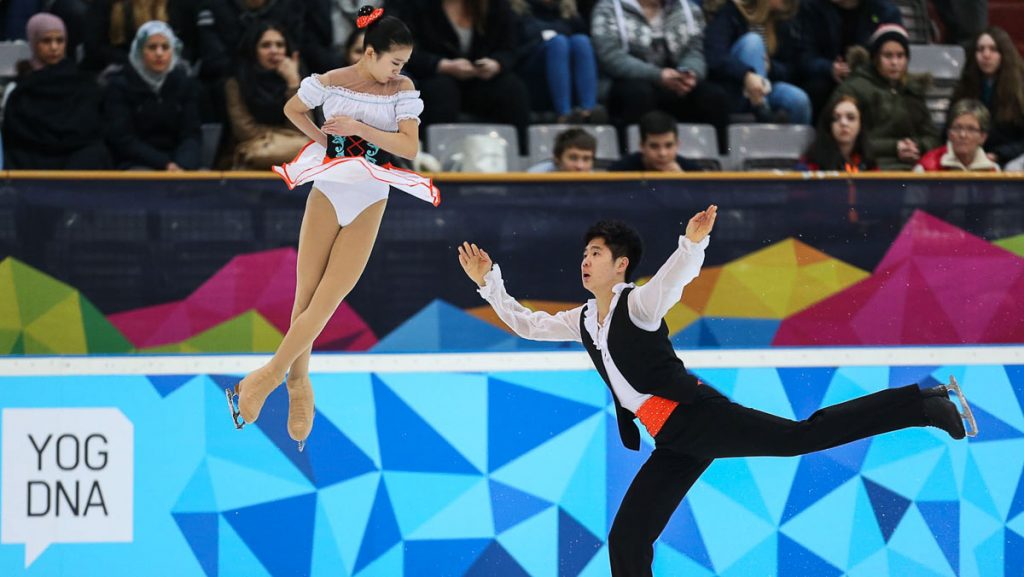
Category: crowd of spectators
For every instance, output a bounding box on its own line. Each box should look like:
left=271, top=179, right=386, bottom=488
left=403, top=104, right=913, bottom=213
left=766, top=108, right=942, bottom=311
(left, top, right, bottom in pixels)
left=0, top=0, right=1021, bottom=172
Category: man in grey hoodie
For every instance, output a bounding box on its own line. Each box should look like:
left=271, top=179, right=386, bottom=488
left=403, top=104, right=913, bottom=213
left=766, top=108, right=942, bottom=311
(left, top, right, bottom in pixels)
left=591, top=0, right=729, bottom=151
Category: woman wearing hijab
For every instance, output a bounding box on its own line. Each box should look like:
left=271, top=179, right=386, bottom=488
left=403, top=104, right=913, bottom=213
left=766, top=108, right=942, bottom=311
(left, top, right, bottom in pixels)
left=2, top=12, right=111, bottom=169
left=102, top=20, right=202, bottom=170
left=224, top=21, right=309, bottom=170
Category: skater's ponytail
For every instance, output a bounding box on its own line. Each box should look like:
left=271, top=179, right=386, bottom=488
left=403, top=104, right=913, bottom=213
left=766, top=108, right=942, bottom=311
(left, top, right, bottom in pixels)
left=357, top=5, right=413, bottom=55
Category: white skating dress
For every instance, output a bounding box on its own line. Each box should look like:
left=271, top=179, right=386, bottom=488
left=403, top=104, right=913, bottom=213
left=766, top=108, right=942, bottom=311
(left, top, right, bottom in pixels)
left=272, top=71, right=440, bottom=226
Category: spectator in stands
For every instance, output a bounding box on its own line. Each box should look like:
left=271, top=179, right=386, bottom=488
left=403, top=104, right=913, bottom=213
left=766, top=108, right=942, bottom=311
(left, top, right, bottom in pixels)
left=82, top=0, right=212, bottom=72
left=914, top=99, right=1000, bottom=172
left=2, top=13, right=112, bottom=169
left=834, top=24, right=939, bottom=170
left=798, top=94, right=875, bottom=171
left=951, top=27, right=1024, bottom=169
left=527, top=127, right=597, bottom=171
left=302, top=0, right=381, bottom=73
left=930, top=0, right=987, bottom=47
left=704, top=0, right=811, bottom=125
left=224, top=21, right=308, bottom=170
left=203, top=0, right=304, bottom=80
left=590, top=0, right=729, bottom=151
left=511, top=0, right=604, bottom=123
left=392, top=0, right=531, bottom=150
left=102, top=20, right=201, bottom=170
left=795, top=0, right=902, bottom=117
left=608, top=110, right=701, bottom=171
left=345, top=28, right=366, bottom=65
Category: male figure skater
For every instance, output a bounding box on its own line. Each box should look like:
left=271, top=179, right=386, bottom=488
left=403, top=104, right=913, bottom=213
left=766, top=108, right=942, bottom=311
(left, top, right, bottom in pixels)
left=457, top=206, right=977, bottom=577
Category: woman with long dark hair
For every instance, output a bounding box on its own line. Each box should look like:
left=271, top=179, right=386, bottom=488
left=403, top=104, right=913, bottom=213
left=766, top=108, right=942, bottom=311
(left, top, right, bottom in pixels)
left=224, top=21, right=308, bottom=169
left=951, top=27, right=1024, bottom=168
left=799, top=94, right=875, bottom=171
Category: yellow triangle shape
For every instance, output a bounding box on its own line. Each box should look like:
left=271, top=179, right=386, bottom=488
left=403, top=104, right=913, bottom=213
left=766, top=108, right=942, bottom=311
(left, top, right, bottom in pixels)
left=665, top=302, right=700, bottom=335
left=793, top=240, right=831, bottom=265
left=24, top=292, right=87, bottom=353
left=250, top=312, right=284, bottom=352
left=704, top=268, right=781, bottom=318
left=0, top=259, right=20, bottom=329
left=741, top=240, right=799, bottom=268
left=719, top=263, right=794, bottom=318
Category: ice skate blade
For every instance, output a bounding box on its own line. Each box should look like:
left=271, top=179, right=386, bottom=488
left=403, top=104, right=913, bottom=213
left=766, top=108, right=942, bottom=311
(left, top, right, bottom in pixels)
left=297, top=440, right=306, bottom=452
left=946, top=376, right=978, bottom=438
left=225, top=387, right=247, bottom=430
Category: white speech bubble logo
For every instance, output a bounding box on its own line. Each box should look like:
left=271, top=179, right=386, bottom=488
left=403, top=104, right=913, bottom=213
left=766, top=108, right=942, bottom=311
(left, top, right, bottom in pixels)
left=2, top=408, right=134, bottom=567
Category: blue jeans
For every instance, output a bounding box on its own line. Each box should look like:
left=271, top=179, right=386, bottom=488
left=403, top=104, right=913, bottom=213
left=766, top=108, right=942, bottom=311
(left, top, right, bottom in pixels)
left=525, top=33, right=598, bottom=116
left=730, top=32, right=811, bottom=125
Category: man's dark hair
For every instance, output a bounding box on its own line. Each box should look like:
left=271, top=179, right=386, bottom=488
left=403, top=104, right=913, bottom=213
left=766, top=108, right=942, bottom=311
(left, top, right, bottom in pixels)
left=639, top=110, right=677, bottom=143
left=553, top=128, right=597, bottom=158
left=583, top=220, right=644, bottom=281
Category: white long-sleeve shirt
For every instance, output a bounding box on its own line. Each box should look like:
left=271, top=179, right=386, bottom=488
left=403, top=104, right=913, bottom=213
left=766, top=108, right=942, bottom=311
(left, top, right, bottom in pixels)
left=478, top=235, right=708, bottom=412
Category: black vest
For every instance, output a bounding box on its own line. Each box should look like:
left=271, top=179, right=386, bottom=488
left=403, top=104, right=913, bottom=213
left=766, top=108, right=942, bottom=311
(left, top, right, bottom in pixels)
left=580, top=287, right=702, bottom=450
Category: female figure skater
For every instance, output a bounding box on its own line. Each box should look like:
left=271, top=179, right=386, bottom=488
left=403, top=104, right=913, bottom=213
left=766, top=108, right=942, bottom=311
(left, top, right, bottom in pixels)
left=459, top=209, right=977, bottom=577
left=227, top=6, right=440, bottom=450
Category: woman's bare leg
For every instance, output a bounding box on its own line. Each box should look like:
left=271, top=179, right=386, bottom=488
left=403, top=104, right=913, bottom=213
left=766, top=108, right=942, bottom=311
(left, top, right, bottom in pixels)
left=237, top=198, right=387, bottom=425
left=284, top=189, right=341, bottom=443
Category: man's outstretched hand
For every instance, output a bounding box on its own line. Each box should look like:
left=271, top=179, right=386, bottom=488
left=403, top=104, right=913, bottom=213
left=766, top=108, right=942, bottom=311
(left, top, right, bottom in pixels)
left=458, top=241, right=493, bottom=287
left=685, top=204, right=717, bottom=244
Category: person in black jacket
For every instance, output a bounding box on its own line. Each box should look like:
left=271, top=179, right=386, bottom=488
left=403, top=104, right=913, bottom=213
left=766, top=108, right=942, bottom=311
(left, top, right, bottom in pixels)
left=102, top=20, right=202, bottom=169
left=301, top=0, right=381, bottom=73
left=2, top=12, right=111, bottom=169
left=704, top=0, right=810, bottom=124
left=607, top=110, right=702, bottom=172
left=390, top=0, right=531, bottom=148
left=460, top=214, right=977, bottom=577
left=794, top=0, right=902, bottom=118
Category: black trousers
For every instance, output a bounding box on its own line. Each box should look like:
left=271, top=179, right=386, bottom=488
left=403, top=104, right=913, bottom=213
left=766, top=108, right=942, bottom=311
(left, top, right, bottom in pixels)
left=608, top=79, right=731, bottom=154
left=417, top=72, right=531, bottom=154
left=608, top=384, right=929, bottom=577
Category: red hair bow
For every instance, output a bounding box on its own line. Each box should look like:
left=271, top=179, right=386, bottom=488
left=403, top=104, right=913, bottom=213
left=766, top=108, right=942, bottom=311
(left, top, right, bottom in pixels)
left=356, top=8, right=384, bottom=29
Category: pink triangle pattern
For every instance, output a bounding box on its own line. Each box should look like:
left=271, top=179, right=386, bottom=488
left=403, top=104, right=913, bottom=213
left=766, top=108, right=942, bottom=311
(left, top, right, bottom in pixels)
left=775, top=210, right=1024, bottom=346
left=108, top=248, right=377, bottom=350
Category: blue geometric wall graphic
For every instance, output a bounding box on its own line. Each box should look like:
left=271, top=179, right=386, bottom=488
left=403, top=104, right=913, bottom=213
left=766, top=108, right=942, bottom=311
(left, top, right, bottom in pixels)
left=5, top=358, right=1023, bottom=577
left=373, top=300, right=534, bottom=352
left=967, top=405, right=1024, bottom=442
left=777, top=367, right=835, bottom=418
left=148, top=374, right=198, bottom=397
left=557, top=508, right=602, bottom=577
left=224, top=492, right=317, bottom=577
left=889, top=366, right=939, bottom=389
left=465, top=542, right=531, bottom=577
left=782, top=453, right=859, bottom=523
left=490, top=479, right=553, bottom=533
left=916, top=501, right=960, bottom=573
left=1010, top=466, right=1024, bottom=521
left=1007, top=365, right=1024, bottom=412
left=778, top=533, right=843, bottom=577
left=404, top=539, right=491, bottom=577
left=354, top=479, right=403, bottom=574
left=1006, top=526, right=1024, bottom=577
left=374, top=375, right=479, bottom=474
left=820, top=437, right=872, bottom=474
left=488, top=377, right=602, bottom=471
left=173, top=512, right=219, bottom=577
left=304, top=408, right=378, bottom=488
left=655, top=498, right=712, bottom=569
left=862, top=478, right=912, bottom=542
